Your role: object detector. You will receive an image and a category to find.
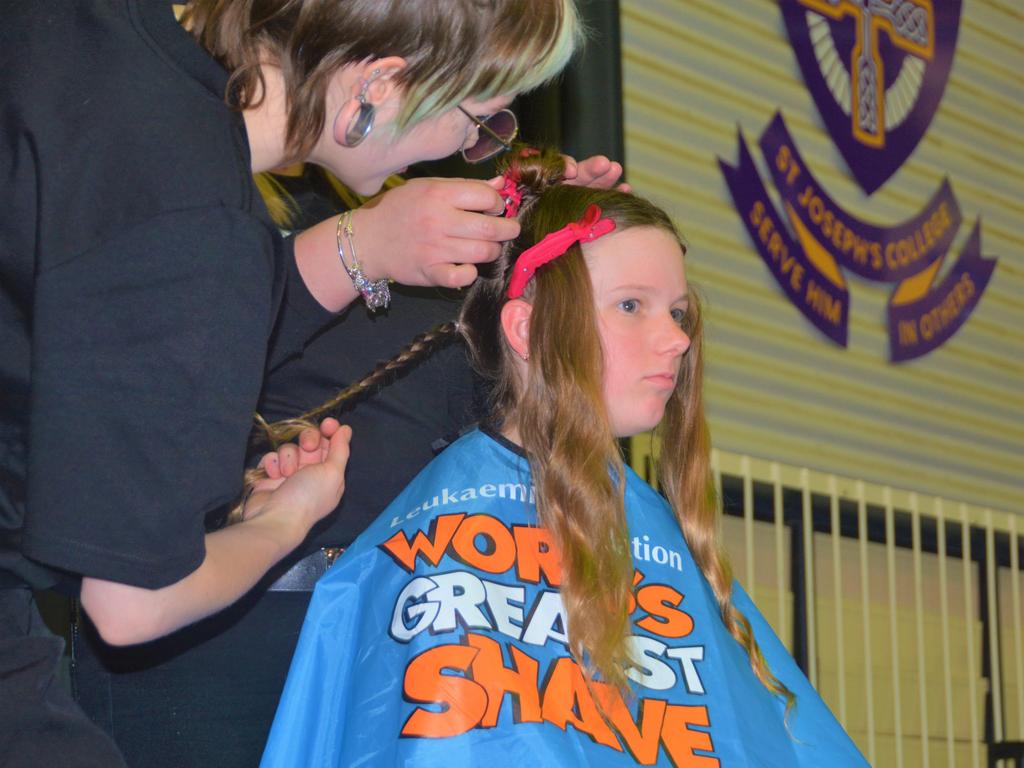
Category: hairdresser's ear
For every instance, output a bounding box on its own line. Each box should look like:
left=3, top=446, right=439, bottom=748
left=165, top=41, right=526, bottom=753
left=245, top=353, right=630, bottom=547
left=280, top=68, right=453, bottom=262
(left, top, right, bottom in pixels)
left=500, top=299, right=533, bottom=361
left=332, top=56, right=408, bottom=145
left=358, top=57, right=406, bottom=103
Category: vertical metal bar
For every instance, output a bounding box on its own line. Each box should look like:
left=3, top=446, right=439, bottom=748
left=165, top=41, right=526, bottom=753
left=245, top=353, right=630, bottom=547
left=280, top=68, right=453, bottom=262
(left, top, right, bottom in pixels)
left=884, top=486, right=904, bottom=768
left=712, top=448, right=723, bottom=540
left=772, top=463, right=787, bottom=647
left=801, top=468, right=817, bottom=688
left=857, top=480, right=876, bottom=765
left=935, top=499, right=955, bottom=768
left=962, top=503, right=980, bottom=768
left=829, top=475, right=847, bottom=726
left=1010, top=513, right=1024, bottom=741
left=986, top=509, right=1004, bottom=751
left=742, top=456, right=755, bottom=601
left=910, top=493, right=929, bottom=767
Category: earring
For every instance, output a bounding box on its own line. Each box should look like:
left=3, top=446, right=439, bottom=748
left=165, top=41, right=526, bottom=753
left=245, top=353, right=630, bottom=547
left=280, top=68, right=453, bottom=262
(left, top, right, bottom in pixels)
left=343, top=68, right=380, bottom=147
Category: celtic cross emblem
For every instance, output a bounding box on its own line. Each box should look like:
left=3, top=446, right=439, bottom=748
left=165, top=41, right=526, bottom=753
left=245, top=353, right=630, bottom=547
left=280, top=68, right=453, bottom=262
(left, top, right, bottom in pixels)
left=799, top=0, right=934, bottom=148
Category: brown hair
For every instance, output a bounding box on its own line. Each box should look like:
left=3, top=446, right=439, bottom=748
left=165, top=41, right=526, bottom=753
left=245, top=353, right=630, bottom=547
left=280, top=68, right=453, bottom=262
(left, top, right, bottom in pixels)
left=461, top=147, right=793, bottom=703
left=183, top=0, right=581, bottom=159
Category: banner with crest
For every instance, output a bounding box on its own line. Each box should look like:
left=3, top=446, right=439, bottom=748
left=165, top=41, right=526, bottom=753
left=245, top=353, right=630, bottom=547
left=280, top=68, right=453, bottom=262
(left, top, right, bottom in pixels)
left=719, top=0, right=996, bottom=362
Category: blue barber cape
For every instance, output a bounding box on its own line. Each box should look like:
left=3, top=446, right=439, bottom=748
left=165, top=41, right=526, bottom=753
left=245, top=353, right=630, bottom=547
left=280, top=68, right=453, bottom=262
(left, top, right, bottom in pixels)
left=261, top=429, right=867, bottom=767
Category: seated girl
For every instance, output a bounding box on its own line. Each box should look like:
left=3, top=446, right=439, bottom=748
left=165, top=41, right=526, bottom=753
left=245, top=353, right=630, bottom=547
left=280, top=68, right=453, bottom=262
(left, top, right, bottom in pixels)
left=256, top=149, right=868, bottom=767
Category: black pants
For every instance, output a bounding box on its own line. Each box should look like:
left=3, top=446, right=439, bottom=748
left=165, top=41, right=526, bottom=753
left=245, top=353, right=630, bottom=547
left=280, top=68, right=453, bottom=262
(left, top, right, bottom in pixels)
left=0, top=586, right=127, bottom=768
left=72, top=587, right=313, bottom=768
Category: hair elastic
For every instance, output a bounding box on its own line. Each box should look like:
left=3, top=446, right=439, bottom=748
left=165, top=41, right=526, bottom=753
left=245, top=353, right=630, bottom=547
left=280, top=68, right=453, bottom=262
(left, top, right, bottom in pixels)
left=506, top=204, right=616, bottom=299
left=499, top=170, right=524, bottom=218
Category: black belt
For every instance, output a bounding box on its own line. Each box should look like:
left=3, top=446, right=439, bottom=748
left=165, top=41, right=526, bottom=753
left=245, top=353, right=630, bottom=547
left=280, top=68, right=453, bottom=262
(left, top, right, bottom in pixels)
left=266, top=547, right=344, bottom=592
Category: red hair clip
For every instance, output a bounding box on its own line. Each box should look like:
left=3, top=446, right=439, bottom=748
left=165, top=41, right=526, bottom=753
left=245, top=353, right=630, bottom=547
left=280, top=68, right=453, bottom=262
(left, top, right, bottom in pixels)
left=499, top=170, right=523, bottom=219
left=506, top=204, right=616, bottom=299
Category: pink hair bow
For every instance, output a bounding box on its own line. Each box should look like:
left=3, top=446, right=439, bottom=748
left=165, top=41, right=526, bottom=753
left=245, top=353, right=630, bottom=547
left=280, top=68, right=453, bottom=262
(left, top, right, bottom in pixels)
left=506, top=204, right=616, bottom=299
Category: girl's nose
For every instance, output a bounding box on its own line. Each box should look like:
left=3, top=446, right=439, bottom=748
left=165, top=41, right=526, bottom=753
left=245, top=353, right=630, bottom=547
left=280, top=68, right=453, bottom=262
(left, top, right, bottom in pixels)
left=662, top=319, right=691, bottom=356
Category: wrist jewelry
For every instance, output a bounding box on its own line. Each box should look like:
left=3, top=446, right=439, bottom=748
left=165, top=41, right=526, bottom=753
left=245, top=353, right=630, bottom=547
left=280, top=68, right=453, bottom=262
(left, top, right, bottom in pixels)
left=336, top=210, right=390, bottom=310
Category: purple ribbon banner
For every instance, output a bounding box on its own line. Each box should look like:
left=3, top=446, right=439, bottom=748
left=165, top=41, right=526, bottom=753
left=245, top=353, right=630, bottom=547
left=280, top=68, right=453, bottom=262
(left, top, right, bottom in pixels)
left=719, top=130, right=850, bottom=346
left=760, top=112, right=960, bottom=283
left=888, top=222, right=996, bottom=362
left=719, top=112, right=997, bottom=361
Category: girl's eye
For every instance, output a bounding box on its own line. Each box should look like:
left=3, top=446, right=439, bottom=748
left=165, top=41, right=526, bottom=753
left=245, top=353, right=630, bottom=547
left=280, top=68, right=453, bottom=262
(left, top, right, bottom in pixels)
left=618, top=299, right=639, bottom=314
left=671, top=307, right=687, bottom=325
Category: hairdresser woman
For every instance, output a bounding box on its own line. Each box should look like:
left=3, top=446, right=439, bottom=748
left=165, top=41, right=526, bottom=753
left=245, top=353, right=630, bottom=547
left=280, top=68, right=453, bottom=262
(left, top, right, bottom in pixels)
left=0, top=1, right=597, bottom=765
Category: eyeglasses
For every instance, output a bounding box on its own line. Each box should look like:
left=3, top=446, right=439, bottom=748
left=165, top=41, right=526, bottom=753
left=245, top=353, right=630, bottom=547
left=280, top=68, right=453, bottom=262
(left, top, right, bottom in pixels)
left=458, top=106, right=518, bottom=164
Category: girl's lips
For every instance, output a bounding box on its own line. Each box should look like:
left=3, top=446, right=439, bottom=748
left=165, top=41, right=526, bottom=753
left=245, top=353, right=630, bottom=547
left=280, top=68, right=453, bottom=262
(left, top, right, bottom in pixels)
left=644, top=373, right=676, bottom=389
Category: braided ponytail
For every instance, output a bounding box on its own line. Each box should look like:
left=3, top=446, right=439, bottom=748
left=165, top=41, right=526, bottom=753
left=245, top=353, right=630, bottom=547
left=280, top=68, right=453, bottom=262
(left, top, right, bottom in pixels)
left=258, top=321, right=461, bottom=447
left=228, top=321, right=461, bottom=524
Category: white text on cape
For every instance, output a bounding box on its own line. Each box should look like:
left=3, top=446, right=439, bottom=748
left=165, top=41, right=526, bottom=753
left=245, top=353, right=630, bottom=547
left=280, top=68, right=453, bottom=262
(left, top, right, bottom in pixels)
left=390, top=481, right=536, bottom=527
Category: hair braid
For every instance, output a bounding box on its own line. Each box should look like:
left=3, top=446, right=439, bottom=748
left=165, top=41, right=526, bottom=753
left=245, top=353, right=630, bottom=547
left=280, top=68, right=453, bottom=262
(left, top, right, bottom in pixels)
left=227, top=321, right=460, bottom=524
left=260, top=320, right=460, bottom=447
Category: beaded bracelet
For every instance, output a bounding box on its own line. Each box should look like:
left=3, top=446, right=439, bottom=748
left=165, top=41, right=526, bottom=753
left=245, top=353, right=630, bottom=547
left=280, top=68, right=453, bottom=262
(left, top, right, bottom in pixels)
left=336, top=210, right=391, bottom=310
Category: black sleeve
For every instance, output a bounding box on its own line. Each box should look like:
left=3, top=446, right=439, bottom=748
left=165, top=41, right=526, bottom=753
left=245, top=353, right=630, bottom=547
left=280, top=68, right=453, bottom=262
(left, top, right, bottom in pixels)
left=21, top=208, right=279, bottom=589
left=265, top=234, right=337, bottom=372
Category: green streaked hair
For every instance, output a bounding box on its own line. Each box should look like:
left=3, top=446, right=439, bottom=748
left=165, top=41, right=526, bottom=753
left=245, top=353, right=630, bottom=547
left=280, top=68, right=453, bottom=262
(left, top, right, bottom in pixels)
left=392, top=0, right=582, bottom=132
left=184, top=0, right=583, bottom=158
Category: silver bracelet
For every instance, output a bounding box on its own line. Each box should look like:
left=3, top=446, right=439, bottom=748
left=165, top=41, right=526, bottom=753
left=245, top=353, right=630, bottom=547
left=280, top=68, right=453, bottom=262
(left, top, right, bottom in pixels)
left=336, top=211, right=391, bottom=310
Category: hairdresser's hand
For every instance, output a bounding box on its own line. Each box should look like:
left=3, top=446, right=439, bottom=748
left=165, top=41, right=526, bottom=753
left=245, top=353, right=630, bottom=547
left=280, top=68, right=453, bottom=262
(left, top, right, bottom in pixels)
left=563, top=154, right=631, bottom=193
left=294, top=179, right=519, bottom=311
left=80, top=417, right=351, bottom=646
left=244, top=419, right=351, bottom=535
left=254, top=419, right=342, bottom=490
left=354, top=177, right=520, bottom=288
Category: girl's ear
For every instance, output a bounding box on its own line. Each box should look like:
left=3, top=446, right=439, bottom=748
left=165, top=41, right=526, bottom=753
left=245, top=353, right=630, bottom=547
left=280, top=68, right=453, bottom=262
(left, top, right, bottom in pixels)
left=332, top=56, right=407, bottom=145
left=499, top=299, right=533, bottom=361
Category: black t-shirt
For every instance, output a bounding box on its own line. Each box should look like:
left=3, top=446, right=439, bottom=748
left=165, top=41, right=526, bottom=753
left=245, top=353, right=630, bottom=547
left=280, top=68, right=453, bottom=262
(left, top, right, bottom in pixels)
left=0, top=1, right=331, bottom=590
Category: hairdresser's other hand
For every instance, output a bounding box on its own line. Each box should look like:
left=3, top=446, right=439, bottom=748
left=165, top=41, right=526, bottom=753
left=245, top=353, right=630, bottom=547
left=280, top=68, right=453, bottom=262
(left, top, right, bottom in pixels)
left=355, top=177, right=520, bottom=288
left=79, top=418, right=350, bottom=646
left=245, top=419, right=351, bottom=533
left=563, top=154, right=631, bottom=193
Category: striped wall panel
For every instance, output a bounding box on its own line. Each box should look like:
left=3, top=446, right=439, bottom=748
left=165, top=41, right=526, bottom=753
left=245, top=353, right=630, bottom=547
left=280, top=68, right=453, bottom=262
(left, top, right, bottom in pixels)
left=621, top=0, right=1024, bottom=512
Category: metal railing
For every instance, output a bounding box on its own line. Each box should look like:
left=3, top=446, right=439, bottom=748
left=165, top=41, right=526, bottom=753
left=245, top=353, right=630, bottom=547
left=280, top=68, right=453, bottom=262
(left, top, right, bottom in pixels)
left=631, top=439, right=1023, bottom=767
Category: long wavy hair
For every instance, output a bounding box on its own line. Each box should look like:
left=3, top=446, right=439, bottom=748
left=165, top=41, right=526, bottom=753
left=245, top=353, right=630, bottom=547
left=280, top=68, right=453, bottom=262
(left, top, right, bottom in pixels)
left=182, top=0, right=581, bottom=159
left=457, top=149, right=791, bottom=703
left=247, top=147, right=792, bottom=705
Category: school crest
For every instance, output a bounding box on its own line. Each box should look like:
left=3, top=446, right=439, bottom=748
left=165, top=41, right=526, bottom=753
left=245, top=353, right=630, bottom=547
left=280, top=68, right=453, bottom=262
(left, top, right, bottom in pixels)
left=718, top=1, right=995, bottom=362
left=780, top=0, right=962, bottom=194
